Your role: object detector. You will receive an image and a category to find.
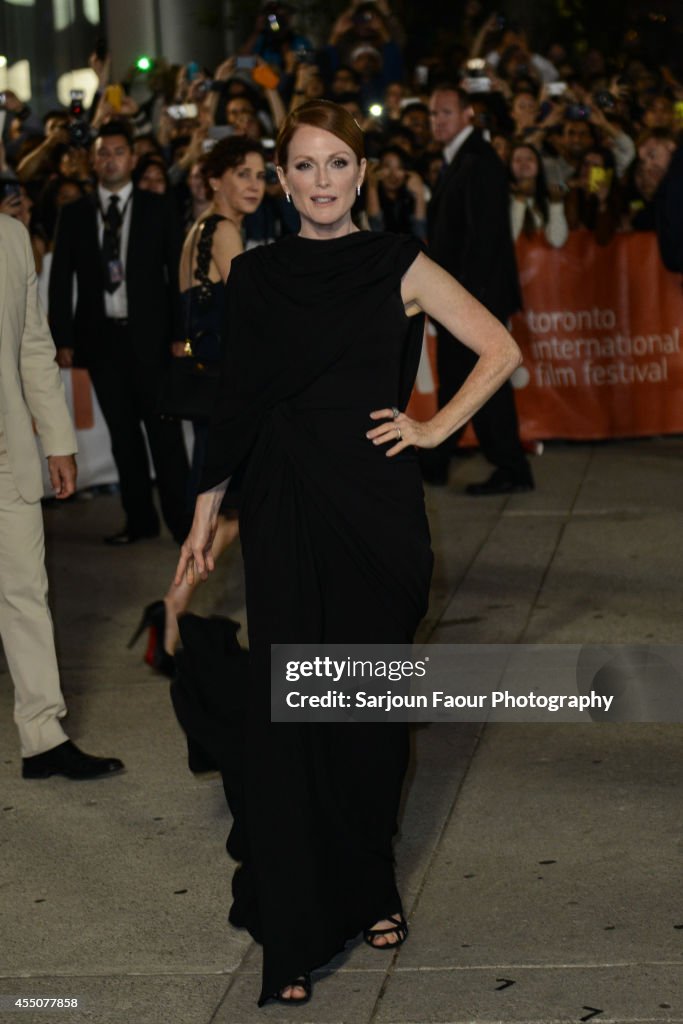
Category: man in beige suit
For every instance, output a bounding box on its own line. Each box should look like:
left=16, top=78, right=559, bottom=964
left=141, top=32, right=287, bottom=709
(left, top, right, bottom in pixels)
left=0, top=213, right=123, bottom=779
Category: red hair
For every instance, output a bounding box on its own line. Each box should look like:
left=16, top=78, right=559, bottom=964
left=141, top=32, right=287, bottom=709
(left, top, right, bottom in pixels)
left=276, top=100, right=365, bottom=167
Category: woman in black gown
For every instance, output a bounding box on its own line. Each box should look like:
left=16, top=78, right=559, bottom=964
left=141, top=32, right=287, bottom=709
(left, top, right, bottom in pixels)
left=174, top=100, right=522, bottom=1006
left=132, top=138, right=266, bottom=673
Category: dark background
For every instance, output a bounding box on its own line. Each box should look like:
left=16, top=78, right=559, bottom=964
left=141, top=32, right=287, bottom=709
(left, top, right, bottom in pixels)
left=2, top=0, right=682, bottom=111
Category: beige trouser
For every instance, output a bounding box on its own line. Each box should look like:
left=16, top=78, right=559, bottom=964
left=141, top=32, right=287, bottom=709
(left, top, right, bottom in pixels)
left=0, top=429, right=68, bottom=757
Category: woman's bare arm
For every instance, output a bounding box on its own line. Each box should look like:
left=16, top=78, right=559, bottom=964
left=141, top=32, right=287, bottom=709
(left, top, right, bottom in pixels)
left=367, top=252, right=521, bottom=454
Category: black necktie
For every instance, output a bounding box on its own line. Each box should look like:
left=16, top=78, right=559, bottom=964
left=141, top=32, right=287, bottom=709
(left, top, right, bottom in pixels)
left=102, top=194, right=122, bottom=293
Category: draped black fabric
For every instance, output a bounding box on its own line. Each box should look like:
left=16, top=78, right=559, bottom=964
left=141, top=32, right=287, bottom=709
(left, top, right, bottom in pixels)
left=184, top=231, right=433, bottom=1004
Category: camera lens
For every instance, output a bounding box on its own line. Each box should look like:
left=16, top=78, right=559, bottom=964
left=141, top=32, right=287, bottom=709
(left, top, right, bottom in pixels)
left=595, top=90, right=616, bottom=112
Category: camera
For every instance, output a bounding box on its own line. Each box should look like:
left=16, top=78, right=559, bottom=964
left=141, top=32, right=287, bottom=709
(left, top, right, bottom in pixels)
left=463, top=58, right=491, bottom=94
left=463, top=77, right=492, bottom=93
left=261, top=144, right=279, bottom=187
left=594, top=90, right=616, bottom=113
left=208, top=125, right=236, bottom=141
left=194, top=79, right=220, bottom=98
left=566, top=103, right=591, bottom=121
left=414, top=64, right=429, bottom=86
left=167, top=103, right=198, bottom=119
left=69, top=121, right=91, bottom=147
left=67, top=89, right=91, bottom=148
left=69, top=89, right=85, bottom=117
left=293, top=46, right=315, bottom=65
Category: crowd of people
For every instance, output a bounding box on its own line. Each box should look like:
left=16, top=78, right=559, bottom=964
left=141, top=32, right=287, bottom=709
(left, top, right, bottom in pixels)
left=0, top=0, right=680, bottom=604
left=0, top=1, right=679, bottom=538
left=1, top=2, right=682, bottom=265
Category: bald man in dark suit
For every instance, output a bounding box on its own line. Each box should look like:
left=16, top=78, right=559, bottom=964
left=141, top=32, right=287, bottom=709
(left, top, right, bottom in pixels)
left=424, top=85, right=533, bottom=494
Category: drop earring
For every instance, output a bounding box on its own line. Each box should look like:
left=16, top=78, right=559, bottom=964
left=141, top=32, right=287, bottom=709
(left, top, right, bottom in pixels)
left=357, top=185, right=361, bottom=197
left=285, top=192, right=292, bottom=204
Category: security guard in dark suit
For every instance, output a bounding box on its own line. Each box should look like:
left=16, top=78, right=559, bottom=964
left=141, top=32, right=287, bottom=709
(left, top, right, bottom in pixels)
left=424, top=86, right=533, bottom=494
left=50, top=120, right=190, bottom=542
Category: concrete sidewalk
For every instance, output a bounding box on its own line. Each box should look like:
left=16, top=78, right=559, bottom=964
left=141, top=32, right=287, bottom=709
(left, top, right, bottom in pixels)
left=1, top=439, right=682, bottom=1024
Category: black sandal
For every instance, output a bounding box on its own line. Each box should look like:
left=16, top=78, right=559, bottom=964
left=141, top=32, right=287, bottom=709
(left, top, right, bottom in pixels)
left=274, top=973, right=312, bottom=1005
left=364, top=913, right=408, bottom=950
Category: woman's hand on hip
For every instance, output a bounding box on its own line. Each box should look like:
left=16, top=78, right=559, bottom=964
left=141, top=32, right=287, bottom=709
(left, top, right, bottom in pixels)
left=367, top=407, right=446, bottom=455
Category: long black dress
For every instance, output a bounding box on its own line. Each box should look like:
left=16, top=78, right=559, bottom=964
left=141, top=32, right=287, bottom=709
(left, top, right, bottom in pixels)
left=177, top=230, right=433, bottom=1004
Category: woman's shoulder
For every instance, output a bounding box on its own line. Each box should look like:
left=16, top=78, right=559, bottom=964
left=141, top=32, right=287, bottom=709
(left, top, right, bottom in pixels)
left=213, top=216, right=242, bottom=239
left=368, top=231, right=426, bottom=274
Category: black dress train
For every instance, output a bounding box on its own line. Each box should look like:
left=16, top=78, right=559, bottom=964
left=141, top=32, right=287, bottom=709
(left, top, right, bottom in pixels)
left=173, top=230, right=433, bottom=1004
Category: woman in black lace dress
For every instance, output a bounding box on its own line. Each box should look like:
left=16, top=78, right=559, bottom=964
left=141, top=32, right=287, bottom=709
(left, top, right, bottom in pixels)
left=175, top=101, right=522, bottom=1006
left=130, top=137, right=265, bottom=672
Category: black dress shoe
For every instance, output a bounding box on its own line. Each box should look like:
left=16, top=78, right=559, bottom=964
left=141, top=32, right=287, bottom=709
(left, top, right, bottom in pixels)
left=22, top=740, right=125, bottom=780
left=103, top=528, right=159, bottom=546
left=465, top=468, right=535, bottom=496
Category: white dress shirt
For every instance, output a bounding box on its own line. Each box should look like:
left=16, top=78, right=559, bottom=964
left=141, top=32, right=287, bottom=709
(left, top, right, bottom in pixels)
left=97, top=181, right=133, bottom=319
left=443, top=125, right=474, bottom=166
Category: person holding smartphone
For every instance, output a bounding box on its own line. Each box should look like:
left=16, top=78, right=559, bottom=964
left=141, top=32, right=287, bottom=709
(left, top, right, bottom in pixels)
left=564, top=146, right=621, bottom=245
left=508, top=142, right=568, bottom=248
left=0, top=177, right=22, bottom=218
left=0, top=176, right=46, bottom=274
left=238, top=2, right=314, bottom=71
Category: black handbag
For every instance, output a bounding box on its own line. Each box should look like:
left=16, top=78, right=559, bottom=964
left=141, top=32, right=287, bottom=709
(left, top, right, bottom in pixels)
left=159, top=338, right=221, bottom=421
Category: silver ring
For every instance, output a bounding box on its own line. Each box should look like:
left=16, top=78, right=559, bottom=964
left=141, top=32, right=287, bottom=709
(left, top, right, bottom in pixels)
left=391, top=406, right=400, bottom=420
left=396, top=427, right=402, bottom=441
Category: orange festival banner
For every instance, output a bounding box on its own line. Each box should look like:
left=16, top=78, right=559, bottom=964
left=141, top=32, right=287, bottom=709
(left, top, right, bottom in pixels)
left=408, top=231, right=683, bottom=441
left=511, top=231, right=683, bottom=439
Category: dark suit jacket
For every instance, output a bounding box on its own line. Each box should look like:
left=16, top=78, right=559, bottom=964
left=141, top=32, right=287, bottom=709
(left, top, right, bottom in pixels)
left=49, top=189, right=183, bottom=369
left=427, top=129, right=522, bottom=323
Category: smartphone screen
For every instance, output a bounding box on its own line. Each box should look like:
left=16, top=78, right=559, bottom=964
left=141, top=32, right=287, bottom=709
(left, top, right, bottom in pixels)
left=588, top=166, right=612, bottom=193
left=1, top=181, right=22, bottom=201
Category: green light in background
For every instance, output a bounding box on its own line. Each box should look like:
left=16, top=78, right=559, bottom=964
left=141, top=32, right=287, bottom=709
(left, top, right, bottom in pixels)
left=136, top=56, right=152, bottom=72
